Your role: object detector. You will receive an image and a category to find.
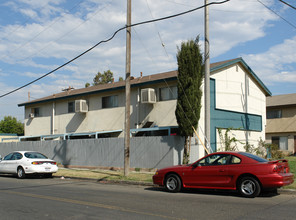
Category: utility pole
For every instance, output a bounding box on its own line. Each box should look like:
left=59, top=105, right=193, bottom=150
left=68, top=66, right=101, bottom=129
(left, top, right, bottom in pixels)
left=204, top=0, right=210, bottom=153
left=124, top=0, right=131, bottom=176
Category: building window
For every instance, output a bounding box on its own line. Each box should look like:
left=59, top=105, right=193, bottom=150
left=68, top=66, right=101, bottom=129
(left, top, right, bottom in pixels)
left=272, top=136, right=288, bottom=150
left=279, top=137, right=288, bottom=150
left=31, top=107, right=40, bottom=117
left=68, top=102, right=75, bottom=113
left=102, top=95, right=118, bottom=108
left=267, top=109, right=282, bottom=119
left=272, top=136, right=279, bottom=147
left=159, top=86, right=177, bottom=101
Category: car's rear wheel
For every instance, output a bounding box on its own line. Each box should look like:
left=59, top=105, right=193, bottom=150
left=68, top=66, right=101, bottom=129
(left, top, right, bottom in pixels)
left=165, top=174, right=182, bottom=193
left=17, top=167, right=26, bottom=179
left=238, top=176, right=261, bottom=198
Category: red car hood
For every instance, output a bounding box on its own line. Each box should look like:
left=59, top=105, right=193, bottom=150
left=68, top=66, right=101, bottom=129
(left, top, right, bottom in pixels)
left=158, top=164, right=189, bottom=172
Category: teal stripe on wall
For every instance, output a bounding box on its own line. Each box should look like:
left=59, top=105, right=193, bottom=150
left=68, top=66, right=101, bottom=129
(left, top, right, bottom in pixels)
left=210, top=79, right=262, bottom=152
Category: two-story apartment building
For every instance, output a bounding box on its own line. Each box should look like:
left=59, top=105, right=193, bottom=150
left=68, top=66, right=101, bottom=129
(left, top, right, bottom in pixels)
left=0, top=133, right=19, bottom=142
left=18, top=58, right=271, bottom=154
left=266, top=93, right=296, bottom=154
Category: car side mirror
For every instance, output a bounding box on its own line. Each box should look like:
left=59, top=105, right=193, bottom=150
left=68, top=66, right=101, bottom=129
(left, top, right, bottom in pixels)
left=191, top=163, right=198, bottom=168
left=0, top=155, right=2, bottom=161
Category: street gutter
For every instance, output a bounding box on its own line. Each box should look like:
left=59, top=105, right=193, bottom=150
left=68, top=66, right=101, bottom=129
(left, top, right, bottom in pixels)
left=53, top=175, right=155, bottom=187
left=53, top=175, right=295, bottom=195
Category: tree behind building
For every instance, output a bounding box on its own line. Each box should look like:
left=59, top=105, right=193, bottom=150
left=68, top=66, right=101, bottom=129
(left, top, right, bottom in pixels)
left=0, top=116, right=24, bottom=135
left=93, top=70, right=113, bottom=85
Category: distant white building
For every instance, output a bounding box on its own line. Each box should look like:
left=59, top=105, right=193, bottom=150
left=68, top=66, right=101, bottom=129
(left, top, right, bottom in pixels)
left=0, top=133, right=18, bottom=142
left=18, top=58, right=271, bottom=157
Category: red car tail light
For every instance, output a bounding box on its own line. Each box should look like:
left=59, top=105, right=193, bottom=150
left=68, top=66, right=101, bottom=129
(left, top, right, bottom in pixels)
left=273, top=165, right=279, bottom=173
left=273, top=165, right=287, bottom=173
left=270, top=159, right=290, bottom=173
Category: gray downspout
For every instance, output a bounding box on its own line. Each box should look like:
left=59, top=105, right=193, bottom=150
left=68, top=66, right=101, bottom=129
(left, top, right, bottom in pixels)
left=52, top=102, right=55, bottom=135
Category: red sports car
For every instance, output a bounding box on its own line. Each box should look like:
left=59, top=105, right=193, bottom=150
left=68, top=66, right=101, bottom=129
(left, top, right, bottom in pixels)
left=153, top=151, right=294, bottom=197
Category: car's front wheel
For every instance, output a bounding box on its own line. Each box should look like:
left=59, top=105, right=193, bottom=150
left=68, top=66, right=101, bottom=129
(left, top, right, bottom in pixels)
left=17, top=167, right=26, bottom=179
left=238, top=176, right=261, bottom=198
left=165, top=174, right=182, bottom=193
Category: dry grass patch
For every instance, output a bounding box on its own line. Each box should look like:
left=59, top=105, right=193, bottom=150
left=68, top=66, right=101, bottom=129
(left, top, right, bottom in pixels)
left=53, top=168, right=153, bottom=183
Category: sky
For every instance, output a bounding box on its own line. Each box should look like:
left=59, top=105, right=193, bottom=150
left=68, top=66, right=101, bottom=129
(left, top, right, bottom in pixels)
left=0, top=0, right=295, bottom=121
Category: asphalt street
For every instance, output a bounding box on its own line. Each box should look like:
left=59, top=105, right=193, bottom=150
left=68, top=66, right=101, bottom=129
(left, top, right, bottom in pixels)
left=0, top=175, right=295, bottom=220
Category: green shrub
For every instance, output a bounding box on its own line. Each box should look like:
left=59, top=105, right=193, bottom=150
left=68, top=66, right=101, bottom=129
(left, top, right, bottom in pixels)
left=265, top=143, right=284, bottom=159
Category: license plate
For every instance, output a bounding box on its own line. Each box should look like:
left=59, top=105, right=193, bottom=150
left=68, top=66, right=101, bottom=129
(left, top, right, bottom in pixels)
left=45, top=167, right=51, bottom=171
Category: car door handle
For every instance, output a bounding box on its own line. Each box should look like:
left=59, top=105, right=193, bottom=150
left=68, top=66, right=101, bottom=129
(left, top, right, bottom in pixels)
left=219, top=169, right=225, bottom=172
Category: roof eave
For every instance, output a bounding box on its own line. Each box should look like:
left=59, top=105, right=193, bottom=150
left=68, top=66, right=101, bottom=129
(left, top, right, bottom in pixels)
left=18, top=75, right=178, bottom=107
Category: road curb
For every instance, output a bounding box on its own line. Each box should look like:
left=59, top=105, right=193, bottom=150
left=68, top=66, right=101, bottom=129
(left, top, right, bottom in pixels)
left=54, top=175, right=296, bottom=194
left=278, top=188, right=296, bottom=194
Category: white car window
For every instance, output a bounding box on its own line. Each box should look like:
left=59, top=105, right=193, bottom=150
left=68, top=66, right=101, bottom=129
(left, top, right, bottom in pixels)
left=12, top=153, right=23, bottom=160
left=24, top=152, right=48, bottom=159
left=3, top=153, right=14, bottom=160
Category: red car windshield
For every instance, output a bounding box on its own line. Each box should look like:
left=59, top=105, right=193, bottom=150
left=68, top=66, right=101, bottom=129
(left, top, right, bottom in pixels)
left=238, top=152, right=268, bottom=162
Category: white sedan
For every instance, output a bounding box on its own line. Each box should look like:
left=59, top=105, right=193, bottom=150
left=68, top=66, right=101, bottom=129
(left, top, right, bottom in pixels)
left=0, top=151, right=58, bottom=178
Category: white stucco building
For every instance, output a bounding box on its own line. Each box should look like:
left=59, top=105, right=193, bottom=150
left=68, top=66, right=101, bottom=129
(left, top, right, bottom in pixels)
left=18, top=58, right=271, bottom=155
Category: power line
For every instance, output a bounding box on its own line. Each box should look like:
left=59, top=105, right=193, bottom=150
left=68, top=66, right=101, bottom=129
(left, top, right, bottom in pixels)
left=1, top=0, right=85, bottom=62
left=163, top=0, right=194, bottom=7
left=145, top=0, right=172, bottom=67
left=128, top=0, right=230, bottom=28
left=0, top=0, right=230, bottom=99
left=279, top=0, right=296, bottom=10
left=257, top=0, right=296, bottom=29
left=0, top=1, right=51, bottom=44
left=14, top=1, right=113, bottom=65
left=132, top=27, right=156, bottom=64
left=0, top=1, right=115, bottom=87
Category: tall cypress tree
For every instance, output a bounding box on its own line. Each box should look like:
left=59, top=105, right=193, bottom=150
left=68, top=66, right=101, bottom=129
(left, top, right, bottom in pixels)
left=175, top=37, right=204, bottom=164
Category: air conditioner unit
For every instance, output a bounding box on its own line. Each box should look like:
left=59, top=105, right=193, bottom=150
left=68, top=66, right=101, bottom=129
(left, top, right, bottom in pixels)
left=29, top=113, right=34, bottom=118
left=75, top=100, right=88, bottom=113
left=141, top=88, right=156, bottom=104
